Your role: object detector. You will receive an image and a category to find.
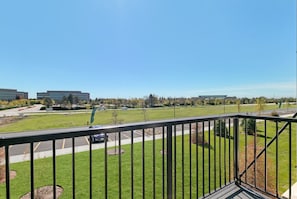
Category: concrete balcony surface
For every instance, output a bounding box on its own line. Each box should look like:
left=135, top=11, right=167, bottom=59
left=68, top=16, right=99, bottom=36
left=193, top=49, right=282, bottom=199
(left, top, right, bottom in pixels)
left=282, top=182, right=297, bottom=199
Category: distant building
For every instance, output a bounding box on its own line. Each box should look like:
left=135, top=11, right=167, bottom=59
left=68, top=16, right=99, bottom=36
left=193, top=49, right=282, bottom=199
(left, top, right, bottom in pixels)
left=198, top=95, right=228, bottom=100
left=0, top=88, right=28, bottom=101
left=37, top=90, right=90, bottom=102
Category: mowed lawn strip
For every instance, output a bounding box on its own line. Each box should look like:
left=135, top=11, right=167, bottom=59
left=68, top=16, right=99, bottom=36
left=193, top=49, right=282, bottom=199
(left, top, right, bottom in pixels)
left=1, top=120, right=296, bottom=198
left=0, top=103, right=283, bottom=133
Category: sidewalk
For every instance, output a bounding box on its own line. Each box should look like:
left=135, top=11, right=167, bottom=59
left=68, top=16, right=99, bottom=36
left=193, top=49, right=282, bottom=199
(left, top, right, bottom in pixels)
left=282, top=182, right=297, bottom=199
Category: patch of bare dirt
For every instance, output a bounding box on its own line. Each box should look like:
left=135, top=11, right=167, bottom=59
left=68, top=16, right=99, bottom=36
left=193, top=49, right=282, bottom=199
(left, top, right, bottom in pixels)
left=0, top=116, right=21, bottom=127
left=239, top=142, right=275, bottom=195
left=20, top=185, right=63, bottom=199
left=190, top=124, right=212, bottom=148
left=0, top=170, right=17, bottom=184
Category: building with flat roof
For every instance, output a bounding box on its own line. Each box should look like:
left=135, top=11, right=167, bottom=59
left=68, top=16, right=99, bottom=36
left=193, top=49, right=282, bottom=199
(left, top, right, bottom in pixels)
left=0, top=88, right=28, bottom=101
left=37, top=90, right=90, bottom=102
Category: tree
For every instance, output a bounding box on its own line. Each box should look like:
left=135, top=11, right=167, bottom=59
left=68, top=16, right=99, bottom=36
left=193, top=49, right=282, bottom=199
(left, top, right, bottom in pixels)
left=43, top=97, right=53, bottom=108
left=67, top=94, right=74, bottom=106
left=112, top=110, right=118, bottom=124
left=142, top=108, right=148, bottom=121
left=147, top=94, right=158, bottom=107
left=256, top=97, right=265, bottom=115
left=240, top=118, right=256, bottom=135
left=285, top=99, right=291, bottom=111
left=236, top=99, right=241, bottom=113
left=61, top=96, right=68, bottom=107
left=214, top=119, right=229, bottom=137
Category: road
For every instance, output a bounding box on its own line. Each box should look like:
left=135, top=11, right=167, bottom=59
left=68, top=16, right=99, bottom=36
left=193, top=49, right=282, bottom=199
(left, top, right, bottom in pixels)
left=8, top=129, right=149, bottom=156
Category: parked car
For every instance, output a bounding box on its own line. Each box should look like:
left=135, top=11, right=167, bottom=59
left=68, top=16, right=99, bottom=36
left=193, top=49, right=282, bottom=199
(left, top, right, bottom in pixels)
left=89, top=125, right=108, bottom=143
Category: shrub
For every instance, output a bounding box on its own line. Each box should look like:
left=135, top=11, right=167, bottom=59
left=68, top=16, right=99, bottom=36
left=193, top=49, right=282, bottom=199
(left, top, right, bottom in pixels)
left=39, top=106, right=46, bottom=110
left=240, top=118, right=256, bottom=135
left=214, top=119, right=229, bottom=137
left=270, top=111, right=279, bottom=117
left=190, top=124, right=210, bottom=148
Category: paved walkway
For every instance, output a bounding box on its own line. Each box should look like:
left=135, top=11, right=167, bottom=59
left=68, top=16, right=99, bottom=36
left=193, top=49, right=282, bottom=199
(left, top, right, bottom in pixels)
left=0, top=104, right=44, bottom=117
left=282, top=182, right=297, bottom=199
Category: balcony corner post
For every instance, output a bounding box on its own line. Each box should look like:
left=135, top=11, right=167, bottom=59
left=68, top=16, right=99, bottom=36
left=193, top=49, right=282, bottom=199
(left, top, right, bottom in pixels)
left=233, top=117, right=240, bottom=185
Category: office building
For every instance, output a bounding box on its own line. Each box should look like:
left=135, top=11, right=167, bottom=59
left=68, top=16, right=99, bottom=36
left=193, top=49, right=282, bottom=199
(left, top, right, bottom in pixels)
left=37, top=90, right=90, bottom=102
left=0, top=88, right=28, bottom=101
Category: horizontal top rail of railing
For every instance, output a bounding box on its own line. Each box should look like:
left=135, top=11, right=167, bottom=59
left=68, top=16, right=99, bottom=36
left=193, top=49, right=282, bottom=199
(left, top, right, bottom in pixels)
left=1, top=113, right=297, bottom=146
left=0, top=114, right=233, bottom=145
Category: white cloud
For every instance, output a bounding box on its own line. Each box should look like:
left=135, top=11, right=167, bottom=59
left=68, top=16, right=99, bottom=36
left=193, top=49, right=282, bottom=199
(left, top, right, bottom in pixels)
left=191, top=81, right=296, bottom=98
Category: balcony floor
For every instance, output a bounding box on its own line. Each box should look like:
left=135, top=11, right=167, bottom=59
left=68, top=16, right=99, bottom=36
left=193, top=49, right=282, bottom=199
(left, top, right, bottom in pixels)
left=201, top=182, right=273, bottom=199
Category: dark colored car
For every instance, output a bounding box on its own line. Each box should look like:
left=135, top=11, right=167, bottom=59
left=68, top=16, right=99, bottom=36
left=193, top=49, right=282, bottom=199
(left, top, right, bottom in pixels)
left=89, top=125, right=108, bottom=143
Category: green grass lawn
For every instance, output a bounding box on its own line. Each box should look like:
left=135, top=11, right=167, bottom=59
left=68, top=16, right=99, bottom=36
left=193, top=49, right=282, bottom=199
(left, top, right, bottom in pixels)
left=1, top=132, right=232, bottom=198
left=0, top=103, right=283, bottom=133
left=0, top=104, right=296, bottom=198
left=1, top=119, right=295, bottom=198
left=237, top=119, right=297, bottom=194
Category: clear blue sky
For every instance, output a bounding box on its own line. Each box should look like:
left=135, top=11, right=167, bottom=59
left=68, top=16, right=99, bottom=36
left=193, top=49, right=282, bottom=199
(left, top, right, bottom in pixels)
left=0, top=0, right=296, bottom=99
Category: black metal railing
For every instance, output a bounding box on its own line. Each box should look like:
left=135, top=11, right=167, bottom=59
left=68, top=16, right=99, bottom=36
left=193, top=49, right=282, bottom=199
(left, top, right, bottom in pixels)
left=235, top=114, right=297, bottom=199
left=0, top=114, right=296, bottom=198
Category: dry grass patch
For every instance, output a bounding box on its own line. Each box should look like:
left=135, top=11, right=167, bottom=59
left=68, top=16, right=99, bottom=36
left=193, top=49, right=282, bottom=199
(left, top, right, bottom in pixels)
left=239, top=142, right=276, bottom=194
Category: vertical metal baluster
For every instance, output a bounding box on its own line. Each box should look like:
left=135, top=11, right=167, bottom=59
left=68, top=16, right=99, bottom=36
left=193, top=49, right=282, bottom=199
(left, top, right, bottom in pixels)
left=182, top=124, right=184, bottom=198
left=228, top=119, right=231, bottom=182
left=167, top=124, right=173, bottom=199
left=208, top=120, right=211, bottom=194
left=202, top=121, right=205, bottom=196
left=189, top=123, right=192, bottom=198
left=213, top=120, right=216, bottom=190
left=131, top=130, right=134, bottom=199
left=5, top=145, right=10, bottom=199
left=153, top=128, right=156, bottom=199
left=89, top=136, right=92, bottom=199
left=233, top=118, right=239, bottom=183
left=105, top=132, right=108, bottom=199
left=244, top=118, right=247, bottom=183
left=53, top=140, right=56, bottom=199
left=196, top=122, right=199, bottom=197
left=264, top=120, right=267, bottom=192
left=224, top=118, right=227, bottom=185
left=174, top=125, right=177, bottom=199
left=275, top=121, right=279, bottom=197
left=219, top=120, right=222, bottom=188
left=119, top=131, right=122, bottom=199
left=289, top=122, right=292, bottom=199
left=72, top=137, right=75, bottom=199
left=254, top=120, right=257, bottom=188
left=142, top=129, right=145, bottom=199
left=162, top=126, right=165, bottom=199
left=30, top=142, right=34, bottom=199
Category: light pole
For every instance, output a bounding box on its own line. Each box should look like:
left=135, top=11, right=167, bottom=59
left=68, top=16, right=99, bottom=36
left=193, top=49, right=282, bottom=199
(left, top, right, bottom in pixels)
left=224, top=97, right=226, bottom=114
left=173, top=98, right=176, bottom=119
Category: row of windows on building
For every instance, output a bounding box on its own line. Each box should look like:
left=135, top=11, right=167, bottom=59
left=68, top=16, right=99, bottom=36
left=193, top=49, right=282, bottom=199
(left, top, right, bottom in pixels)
left=0, top=89, right=90, bottom=102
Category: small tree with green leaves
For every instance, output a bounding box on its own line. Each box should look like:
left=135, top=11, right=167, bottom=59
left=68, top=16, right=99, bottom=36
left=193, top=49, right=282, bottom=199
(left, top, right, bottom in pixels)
left=236, top=99, right=241, bottom=113
left=256, top=97, right=265, bottom=115
left=43, top=97, right=53, bottom=108
left=214, top=119, right=229, bottom=137
left=240, top=118, right=256, bottom=135
left=142, top=108, right=148, bottom=121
